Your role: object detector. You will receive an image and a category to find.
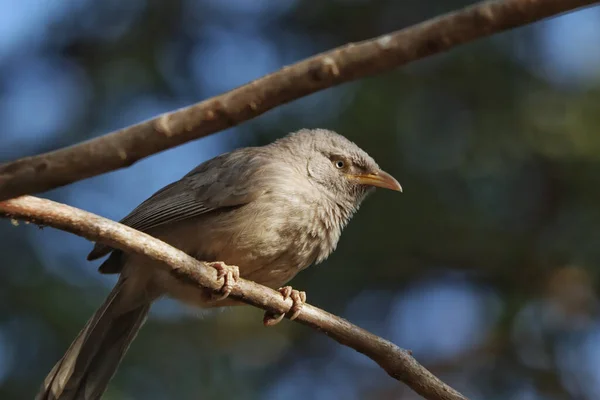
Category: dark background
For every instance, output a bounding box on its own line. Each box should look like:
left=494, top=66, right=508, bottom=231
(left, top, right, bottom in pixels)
left=1, top=1, right=600, bottom=399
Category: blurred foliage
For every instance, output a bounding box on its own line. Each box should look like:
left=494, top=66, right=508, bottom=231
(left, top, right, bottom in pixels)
left=1, top=1, right=600, bottom=399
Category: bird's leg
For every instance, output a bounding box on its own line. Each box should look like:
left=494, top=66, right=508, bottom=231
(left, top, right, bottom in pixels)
left=263, top=286, right=307, bottom=326
left=206, top=261, right=240, bottom=301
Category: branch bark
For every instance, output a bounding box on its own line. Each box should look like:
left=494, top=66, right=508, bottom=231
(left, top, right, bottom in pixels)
left=0, top=195, right=468, bottom=400
left=0, top=0, right=596, bottom=201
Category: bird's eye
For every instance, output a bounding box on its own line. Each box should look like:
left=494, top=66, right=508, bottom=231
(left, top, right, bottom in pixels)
left=334, top=160, right=345, bottom=169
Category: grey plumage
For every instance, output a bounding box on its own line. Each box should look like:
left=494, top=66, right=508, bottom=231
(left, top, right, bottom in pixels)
left=38, top=128, right=401, bottom=400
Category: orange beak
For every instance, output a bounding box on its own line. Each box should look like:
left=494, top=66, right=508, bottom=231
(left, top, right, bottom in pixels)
left=350, top=170, right=402, bottom=192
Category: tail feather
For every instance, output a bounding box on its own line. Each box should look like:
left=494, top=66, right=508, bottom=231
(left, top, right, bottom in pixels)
left=37, top=280, right=151, bottom=400
left=77, top=306, right=149, bottom=400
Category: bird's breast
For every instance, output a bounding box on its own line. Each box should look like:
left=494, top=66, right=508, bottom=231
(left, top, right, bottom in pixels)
left=243, top=195, right=348, bottom=283
left=153, top=191, right=351, bottom=290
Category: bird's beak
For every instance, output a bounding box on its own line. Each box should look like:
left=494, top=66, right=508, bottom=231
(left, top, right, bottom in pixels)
left=349, top=170, right=403, bottom=192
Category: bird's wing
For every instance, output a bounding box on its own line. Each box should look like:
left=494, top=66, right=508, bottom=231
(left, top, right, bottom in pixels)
left=88, top=149, right=267, bottom=261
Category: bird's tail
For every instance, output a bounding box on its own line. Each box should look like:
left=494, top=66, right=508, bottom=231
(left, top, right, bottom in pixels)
left=37, top=279, right=151, bottom=400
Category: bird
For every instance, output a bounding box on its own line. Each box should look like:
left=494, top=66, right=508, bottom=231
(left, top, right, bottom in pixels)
left=37, top=128, right=402, bottom=400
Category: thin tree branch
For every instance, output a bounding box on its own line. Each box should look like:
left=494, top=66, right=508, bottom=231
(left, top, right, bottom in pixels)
left=0, top=0, right=596, bottom=201
left=0, top=195, right=468, bottom=400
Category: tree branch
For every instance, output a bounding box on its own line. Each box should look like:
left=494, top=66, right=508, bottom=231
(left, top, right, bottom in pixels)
left=0, top=0, right=596, bottom=201
left=0, top=195, right=468, bottom=400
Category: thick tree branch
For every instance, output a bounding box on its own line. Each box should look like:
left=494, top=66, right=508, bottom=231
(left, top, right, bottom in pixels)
left=0, top=0, right=596, bottom=201
left=0, top=195, right=467, bottom=400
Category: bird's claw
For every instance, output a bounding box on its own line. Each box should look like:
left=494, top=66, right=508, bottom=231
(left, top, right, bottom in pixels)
left=263, top=286, right=307, bottom=326
left=207, top=261, right=239, bottom=301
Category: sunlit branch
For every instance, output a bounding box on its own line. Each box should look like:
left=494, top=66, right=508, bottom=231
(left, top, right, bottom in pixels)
left=0, top=195, right=468, bottom=400
left=0, top=0, right=596, bottom=201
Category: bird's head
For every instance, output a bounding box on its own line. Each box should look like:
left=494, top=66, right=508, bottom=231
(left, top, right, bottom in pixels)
left=274, top=129, right=402, bottom=207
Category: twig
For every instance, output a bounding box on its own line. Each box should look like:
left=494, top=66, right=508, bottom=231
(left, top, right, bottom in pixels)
left=0, top=195, right=469, bottom=400
left=0, top=0, right=596, bottom=201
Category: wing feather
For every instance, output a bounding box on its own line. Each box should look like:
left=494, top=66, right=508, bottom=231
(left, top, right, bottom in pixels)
left=87, top=149, right=266, bottom=261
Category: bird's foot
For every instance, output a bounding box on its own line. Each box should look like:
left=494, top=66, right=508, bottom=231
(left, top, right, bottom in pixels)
left=263, top=286, right=307, bottom=326
left=207, top=261, right=240, bottom=301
